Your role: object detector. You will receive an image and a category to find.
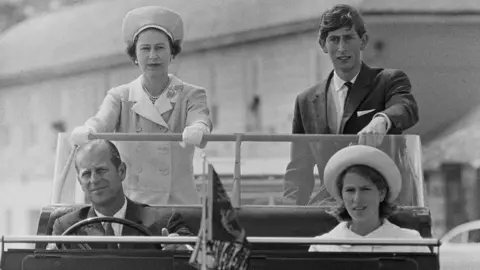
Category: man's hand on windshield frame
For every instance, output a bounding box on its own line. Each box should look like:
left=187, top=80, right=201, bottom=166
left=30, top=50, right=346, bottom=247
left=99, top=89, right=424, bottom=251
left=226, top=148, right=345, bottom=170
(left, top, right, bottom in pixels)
left=161, top=228, right=193, bottom=251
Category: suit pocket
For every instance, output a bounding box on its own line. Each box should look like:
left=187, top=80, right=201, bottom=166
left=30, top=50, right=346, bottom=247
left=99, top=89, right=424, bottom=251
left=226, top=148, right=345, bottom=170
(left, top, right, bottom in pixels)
left=357, top=109, right=375, bottom=117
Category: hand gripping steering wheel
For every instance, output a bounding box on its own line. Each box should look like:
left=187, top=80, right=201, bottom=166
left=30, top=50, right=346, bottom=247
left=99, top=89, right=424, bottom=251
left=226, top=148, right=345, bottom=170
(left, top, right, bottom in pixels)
left=59, top=216, right=158, bottom=250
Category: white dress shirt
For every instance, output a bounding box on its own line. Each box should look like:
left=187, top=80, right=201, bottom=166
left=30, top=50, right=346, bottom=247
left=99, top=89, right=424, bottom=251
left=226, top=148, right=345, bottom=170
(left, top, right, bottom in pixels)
left=330, top=71, right=359, bottom=133
left=94, top=197, right=128, bottom=236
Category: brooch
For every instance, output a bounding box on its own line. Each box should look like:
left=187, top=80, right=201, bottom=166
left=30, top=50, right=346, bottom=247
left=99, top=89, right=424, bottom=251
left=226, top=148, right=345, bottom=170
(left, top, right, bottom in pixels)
left=166, top=84, right=183, bottom=99
left=166, top=88, right=176, bottom=99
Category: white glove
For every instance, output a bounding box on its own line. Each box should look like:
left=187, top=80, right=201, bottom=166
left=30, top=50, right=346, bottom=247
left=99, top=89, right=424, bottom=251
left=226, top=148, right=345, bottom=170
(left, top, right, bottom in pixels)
left=70, top=126, right=95, bottom=146
left=181, top=123, right=209, bottom=147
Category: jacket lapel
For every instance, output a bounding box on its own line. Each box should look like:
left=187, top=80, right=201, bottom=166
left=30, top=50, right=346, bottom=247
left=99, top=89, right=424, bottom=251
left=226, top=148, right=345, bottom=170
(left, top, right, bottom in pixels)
left=342, top=63, right=374, bottom=129
left=78, top=207, right=108, bottom=249
left=309, top=74, right=333, bottom=134
left=153, top=75, right=184, bottom=122
left=128, top=76, right=169, bottom=128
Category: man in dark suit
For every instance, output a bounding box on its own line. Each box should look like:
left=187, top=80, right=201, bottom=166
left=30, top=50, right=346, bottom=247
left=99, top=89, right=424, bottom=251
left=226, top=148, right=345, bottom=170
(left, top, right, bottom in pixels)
left=49, top=139, right=193, bottom=249
left=283, top=4, right=419, bottom=205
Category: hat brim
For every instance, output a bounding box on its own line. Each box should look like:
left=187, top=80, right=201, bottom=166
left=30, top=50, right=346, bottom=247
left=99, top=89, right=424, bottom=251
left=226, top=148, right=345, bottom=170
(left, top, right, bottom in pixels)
left=323, top=145, right=402, bottom=203
left=132, top=25, right=174, bottom=43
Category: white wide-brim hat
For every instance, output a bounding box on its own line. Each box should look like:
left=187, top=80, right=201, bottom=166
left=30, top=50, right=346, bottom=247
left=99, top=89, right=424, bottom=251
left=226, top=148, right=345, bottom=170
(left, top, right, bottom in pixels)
left=324, top=145, right=402, bottom=203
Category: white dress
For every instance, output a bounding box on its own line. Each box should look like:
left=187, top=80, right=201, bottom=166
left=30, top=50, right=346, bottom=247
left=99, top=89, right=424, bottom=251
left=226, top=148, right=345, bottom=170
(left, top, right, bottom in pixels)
left=308, top=219, right=430, bottom=253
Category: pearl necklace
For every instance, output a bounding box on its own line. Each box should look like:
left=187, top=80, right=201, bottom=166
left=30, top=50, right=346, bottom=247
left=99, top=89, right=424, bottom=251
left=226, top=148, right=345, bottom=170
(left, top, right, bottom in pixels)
left=142, top=78, right=171, bottom=104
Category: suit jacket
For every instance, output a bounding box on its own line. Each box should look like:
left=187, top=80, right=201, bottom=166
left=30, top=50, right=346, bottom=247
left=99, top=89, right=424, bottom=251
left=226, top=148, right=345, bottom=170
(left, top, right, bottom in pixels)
left=284, top=63, right=419, bottom=205
left=84, top=74, right=212, bottom=205
left=51, top=198, right=193, bottom=249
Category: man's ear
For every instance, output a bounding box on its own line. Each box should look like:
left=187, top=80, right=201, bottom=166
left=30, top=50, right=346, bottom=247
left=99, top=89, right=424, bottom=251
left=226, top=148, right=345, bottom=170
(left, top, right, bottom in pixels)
left=118, top=162, right=127, bottom=182
left=320, top=40, right=328, bottom=54
left=360, top=33, right=369, bottom=51
left=77, top=175, right=86, bottom=192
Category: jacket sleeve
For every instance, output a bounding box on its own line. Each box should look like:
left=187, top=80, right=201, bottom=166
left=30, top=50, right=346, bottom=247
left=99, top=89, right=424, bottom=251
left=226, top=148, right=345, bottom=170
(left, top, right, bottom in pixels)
left=84, top=88, right=123, bottom=133
left=283, top=95, right=315, bottom=205
left=381, top=70, right=419, bottom=133
left=165, top=212, right=194, bottom=236
left=185, top=88, right=212, bottom=130
left=51, top=218, right=65, bottom=236
left=184, top=88, right=213, bottom=149
left=47, top=218, right=65, bottom=249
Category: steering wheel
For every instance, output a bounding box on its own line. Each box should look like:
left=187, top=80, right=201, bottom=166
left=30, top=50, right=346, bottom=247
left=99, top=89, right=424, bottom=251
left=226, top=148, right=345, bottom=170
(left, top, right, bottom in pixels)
left=59, top=216, right=157, bottom=250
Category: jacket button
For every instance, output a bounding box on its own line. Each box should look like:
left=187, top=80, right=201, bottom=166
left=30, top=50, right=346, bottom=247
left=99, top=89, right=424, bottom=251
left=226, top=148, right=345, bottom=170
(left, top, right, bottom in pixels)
left=159, top=126, right=168, bottom=132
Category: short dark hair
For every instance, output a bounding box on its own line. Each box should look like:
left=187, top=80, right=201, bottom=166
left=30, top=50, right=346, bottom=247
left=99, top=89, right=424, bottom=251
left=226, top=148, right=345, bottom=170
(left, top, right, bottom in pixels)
left=74, top=139, right=122, bottom=172
left=318, top=4, right=366, bottom=46
left=329, top=165, right=398, bottom=221
left=125, top=28, right=182, bottom=64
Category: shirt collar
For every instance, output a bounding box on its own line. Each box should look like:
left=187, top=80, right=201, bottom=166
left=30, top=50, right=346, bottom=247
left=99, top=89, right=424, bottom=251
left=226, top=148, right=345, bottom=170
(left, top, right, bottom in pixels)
left=346, top=219, right=389, bottom=237
left=94, top=197, right=128, bottom=219
left=332, top=70, right=360, bottom=92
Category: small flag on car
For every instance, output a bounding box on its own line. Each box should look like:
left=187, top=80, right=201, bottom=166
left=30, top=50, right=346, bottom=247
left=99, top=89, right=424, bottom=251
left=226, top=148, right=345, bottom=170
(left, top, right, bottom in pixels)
left=189, top=164, right=251, bottom=270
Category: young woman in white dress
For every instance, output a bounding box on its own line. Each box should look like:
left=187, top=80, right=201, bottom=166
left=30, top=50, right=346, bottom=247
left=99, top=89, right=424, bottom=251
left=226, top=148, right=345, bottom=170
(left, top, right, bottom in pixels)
left=309, top=145, right=429, bottom=253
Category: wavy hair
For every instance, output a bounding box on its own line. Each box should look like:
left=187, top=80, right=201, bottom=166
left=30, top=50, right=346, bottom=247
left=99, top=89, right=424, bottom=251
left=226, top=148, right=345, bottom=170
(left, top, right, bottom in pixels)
left=317, top=4, right=366, bottom=46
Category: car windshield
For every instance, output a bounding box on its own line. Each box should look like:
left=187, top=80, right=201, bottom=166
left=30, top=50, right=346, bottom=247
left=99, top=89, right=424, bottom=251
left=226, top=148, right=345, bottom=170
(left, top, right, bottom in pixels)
left=52, top=133, right=425, bottom=208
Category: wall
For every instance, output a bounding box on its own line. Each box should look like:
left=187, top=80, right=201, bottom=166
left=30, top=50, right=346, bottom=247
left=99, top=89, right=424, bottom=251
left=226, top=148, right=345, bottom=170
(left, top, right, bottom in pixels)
left=364, top=19, right=480, bottom=139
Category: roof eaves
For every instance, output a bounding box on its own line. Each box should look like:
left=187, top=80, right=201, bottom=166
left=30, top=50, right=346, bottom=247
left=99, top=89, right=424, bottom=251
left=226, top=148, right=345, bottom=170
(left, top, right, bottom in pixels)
left=0, top=17, right=319, bottom=88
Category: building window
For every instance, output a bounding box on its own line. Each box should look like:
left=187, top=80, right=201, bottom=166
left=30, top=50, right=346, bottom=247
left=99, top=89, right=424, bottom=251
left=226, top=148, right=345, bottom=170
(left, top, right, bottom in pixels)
left=51, top=120, right=66, bottom=152
left=246, top=95, right=261, bottom=132
left=211, top=105, right=218, bottom=127
left=0, top=103, right=4, bottom=123
left=22, top=122, right=38, bottom=148
left=0, top=125, right=9, bottom=148
left=245, top=58, right=262, bottom=132
left=208, top=63, right=218, bottom=127
left=30, top=123, right=37, bottom=146
left=29, top=209, right=41, bottom=235
left=4, top=209, right=12, bottom=235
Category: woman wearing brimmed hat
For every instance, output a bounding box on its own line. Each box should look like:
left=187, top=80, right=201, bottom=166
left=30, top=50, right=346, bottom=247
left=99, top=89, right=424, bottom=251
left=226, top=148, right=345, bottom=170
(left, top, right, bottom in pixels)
left=70, top=6, right=212, bottom=205
left=309, top=145, right=429, bottom=252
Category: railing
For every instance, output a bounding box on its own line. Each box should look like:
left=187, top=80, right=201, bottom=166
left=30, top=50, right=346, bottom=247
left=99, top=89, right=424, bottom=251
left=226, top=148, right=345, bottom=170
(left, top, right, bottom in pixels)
left=1, top=235, right=440, bottom=247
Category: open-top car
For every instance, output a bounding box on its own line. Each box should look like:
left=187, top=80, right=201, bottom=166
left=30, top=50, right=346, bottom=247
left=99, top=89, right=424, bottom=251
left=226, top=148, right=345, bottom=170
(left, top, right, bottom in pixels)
left=0, top=133, right=439, bottom=270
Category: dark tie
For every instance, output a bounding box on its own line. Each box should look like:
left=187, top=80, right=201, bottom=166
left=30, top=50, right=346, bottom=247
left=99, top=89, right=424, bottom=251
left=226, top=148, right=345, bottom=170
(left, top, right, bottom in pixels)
left=104, top=222, right=118, bottom=249
left=343, top=81, right=353, bottom=107
left=339, top=81, right=353, bottom=133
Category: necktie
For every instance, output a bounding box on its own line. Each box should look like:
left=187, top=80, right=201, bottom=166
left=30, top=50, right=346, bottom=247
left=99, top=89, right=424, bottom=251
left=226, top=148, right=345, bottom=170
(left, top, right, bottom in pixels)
left=343, top=81, right=353, bottom=108
left=338, top=81, right=353, bottom=133
left=104, top=222, right=118, bottom=249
